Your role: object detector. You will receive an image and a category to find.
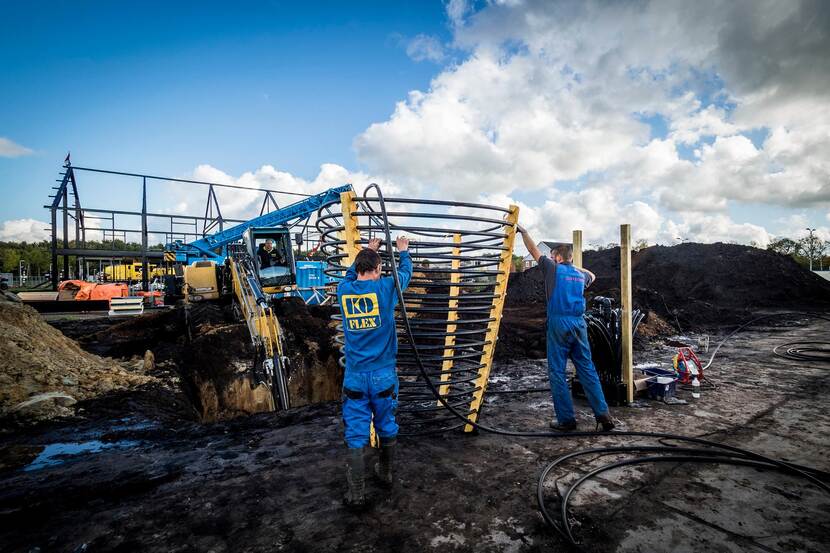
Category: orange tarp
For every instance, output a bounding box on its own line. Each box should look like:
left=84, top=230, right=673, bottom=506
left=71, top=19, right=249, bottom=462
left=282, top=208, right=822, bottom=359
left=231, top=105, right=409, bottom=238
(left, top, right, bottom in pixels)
left=58, top=280, right=129, bottom=301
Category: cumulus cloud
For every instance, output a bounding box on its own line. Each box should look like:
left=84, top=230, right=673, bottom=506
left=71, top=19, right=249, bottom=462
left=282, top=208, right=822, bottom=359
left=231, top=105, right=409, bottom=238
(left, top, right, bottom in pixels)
left=0, top=137, right=33, bottom=158
left=162, top=163, right=397, bottom=223
left=0, top=218, right=50, bottom=242
left=404, top=34, right=446, bottom=63
left=353, top=0, right=830, bottom=246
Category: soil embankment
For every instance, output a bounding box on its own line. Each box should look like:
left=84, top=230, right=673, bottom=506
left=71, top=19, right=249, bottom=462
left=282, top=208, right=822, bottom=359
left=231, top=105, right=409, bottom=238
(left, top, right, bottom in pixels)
left=497, top=242, right=830, bottom=360
left=0, top=298, right=155, bottom=423
left=47, top=298, right=341, bottom=423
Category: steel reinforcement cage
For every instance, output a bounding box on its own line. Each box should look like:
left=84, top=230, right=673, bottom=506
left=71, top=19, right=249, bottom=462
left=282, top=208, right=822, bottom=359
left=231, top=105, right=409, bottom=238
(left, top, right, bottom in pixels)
left=316, top=189, right=519, bottom=436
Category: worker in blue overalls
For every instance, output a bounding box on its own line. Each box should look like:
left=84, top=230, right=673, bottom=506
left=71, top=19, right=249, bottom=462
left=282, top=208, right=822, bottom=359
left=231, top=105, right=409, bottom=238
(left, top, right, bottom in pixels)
left=337, top=235, right=412, bottom=507
left=519, top=227, right=615, bottom=432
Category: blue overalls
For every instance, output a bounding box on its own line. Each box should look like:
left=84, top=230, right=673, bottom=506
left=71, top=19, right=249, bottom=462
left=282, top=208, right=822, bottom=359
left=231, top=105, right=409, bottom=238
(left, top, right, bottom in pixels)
left=546, top=262, right=609, bottom=425
left=337, top=251, right=412, bottom=448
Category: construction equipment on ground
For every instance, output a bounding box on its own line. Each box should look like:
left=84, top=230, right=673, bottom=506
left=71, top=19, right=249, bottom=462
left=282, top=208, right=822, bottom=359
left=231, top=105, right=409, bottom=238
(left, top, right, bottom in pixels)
left=169, top=184, right=351, bottom=408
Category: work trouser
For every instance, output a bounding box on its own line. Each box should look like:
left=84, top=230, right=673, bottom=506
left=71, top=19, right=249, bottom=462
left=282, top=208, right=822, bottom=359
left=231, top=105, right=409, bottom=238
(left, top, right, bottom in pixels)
left=342, top=366, right=399, bottom=449
left=546, top=315, right=609, bottom=425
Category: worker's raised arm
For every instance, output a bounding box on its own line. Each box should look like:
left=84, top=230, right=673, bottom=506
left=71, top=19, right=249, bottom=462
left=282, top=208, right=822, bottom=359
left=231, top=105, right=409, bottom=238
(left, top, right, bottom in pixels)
left=395, top=236, right=413, bottom=290
left=518, top=225, right=542, bottom=262
left=579, top=267, right=596, bottom=288
left=343, top=238, right=382, bottom=282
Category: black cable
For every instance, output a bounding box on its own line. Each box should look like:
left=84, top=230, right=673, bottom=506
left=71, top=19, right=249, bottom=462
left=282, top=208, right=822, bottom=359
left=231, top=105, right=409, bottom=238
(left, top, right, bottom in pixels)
left=773, top=341, right=830, bottom=363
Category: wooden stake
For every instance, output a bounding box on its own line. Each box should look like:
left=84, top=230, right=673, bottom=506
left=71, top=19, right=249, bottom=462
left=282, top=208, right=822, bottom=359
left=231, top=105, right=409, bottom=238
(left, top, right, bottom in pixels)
left=438, top=233, right=461, bottom=403
left=465, top=205, right=519, bottom=432
left=572, top=230, right=583, bottom=268
left=620, top=224, right=634, bottom=404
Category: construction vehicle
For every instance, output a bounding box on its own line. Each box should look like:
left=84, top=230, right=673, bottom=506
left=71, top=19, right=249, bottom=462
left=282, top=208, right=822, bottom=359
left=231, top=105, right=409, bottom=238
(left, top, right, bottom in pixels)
left=102, top=261, right=169, bottom=282
left=167, top=184, right=352, bottom=409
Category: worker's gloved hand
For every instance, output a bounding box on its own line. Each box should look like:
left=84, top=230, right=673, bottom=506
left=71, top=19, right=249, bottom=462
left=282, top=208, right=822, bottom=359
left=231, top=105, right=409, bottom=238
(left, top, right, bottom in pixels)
left=367, top=238, right=382, bottom=252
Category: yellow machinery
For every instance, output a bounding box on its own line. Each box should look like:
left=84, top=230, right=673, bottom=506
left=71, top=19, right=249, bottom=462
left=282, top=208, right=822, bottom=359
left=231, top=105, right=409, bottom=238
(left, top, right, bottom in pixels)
left=103, top=261, right=169, bottom=282
left=227, top=245, right=291, bottom=409
left=183, top=261, right=222, bottom=302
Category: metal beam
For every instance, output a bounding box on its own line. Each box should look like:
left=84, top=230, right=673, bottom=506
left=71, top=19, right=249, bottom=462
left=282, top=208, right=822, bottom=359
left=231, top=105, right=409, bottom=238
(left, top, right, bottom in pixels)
left=55, top=248, right=164, bottom=258
left=141, top=177, right=149, bottom=292
left=68, top=165, right=312, bottom=197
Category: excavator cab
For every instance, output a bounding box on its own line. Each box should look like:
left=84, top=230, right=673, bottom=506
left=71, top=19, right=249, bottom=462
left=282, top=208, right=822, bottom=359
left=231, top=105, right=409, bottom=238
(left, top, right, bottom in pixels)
left=244, top=227, right=298, bottom=296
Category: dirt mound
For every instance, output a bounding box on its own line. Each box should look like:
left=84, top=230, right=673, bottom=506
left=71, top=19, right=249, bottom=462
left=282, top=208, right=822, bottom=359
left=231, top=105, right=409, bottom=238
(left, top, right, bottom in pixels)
left=506, top=242, right=830, bottom=329
left=0, top=298, right=155, bottom=422
left=272, top=298, right=341, bottom=406
left=48, top=299, right=341, bottom=420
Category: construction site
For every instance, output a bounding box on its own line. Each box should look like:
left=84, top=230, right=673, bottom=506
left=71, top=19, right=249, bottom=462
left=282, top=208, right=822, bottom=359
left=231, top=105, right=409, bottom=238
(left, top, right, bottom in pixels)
left=0, top=160, right=829, bottom=553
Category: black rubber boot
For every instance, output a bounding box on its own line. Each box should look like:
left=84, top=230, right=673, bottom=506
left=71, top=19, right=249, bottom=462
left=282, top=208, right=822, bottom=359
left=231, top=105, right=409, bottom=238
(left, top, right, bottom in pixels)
left=549, top=420, right=577, bottom=432
left=345, top=447, right=366, bottom=509
left=373, top=437, right=397, bottom=488
left=596, top=413, right=616, bottom=432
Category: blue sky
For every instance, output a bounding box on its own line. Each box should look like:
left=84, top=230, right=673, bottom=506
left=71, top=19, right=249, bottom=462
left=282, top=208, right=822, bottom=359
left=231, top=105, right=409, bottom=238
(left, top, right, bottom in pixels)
left=1, top=0, right=828, bottom=247
left=0, top=1, right=449, bottom=224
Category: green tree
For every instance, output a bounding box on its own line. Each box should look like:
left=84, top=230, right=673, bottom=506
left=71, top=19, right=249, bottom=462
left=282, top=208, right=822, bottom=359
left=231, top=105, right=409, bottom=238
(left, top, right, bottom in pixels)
left=767, top=237, right=801, bottom=256
left=1, top=248, right=21, bottom=273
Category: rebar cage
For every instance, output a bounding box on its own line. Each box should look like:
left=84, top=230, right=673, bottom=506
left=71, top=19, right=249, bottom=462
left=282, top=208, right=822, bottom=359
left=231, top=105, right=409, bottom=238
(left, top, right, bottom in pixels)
left=316, top=190, right=519, bottom=436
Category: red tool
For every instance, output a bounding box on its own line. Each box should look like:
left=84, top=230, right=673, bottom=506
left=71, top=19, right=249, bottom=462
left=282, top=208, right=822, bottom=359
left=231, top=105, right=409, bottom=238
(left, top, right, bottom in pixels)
left=673, top=347, right=703, bottom=384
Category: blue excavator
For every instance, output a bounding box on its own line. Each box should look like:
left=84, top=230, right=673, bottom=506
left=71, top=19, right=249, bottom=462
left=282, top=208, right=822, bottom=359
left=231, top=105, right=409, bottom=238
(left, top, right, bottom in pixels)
left=164, top=184, right=351, bottom=410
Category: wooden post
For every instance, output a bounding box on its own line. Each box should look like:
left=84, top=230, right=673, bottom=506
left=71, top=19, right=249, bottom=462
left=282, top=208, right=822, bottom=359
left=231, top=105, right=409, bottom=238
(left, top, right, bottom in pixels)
left=620, top=224, right=634, bottom=404
left=572, top=230, right=583, bottom=268
left=438, top=234, right=462, bottom=403
left=465, top=205, right=519, bottom=432
left=339, top=191, right=361, bottom=264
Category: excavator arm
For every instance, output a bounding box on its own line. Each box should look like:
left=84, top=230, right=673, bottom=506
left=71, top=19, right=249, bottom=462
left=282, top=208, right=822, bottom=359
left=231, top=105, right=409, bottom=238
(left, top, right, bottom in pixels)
left=228, top=248, right=291, bottom=410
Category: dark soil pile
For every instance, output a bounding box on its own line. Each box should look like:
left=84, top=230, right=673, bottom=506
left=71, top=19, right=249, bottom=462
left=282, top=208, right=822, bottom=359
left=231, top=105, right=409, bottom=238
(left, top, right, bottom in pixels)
left=271, top=298, right=342, bottom=406
left=49, top=299, right=341, bottom=420
left=506, top=242, right=830, bottom=330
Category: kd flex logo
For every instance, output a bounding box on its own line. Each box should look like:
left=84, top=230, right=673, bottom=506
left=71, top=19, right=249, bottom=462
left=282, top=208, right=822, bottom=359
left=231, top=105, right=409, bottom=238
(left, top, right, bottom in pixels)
left=341, top=293, right=381, bottom=331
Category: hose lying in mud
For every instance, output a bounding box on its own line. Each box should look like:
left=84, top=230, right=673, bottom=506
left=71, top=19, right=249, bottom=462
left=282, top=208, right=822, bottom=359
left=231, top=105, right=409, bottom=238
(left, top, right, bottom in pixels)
left=331, top=184, right=830, bottom=548
left=773, top=341, right=830, bottom=364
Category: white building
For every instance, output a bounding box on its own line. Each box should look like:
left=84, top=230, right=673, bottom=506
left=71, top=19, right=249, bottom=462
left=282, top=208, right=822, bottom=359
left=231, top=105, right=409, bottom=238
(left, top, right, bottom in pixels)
left=522, top=241, right=570, bottom=269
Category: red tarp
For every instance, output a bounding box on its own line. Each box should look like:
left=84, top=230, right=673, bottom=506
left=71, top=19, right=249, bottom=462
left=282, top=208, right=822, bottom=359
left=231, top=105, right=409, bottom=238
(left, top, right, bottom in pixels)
left=58, top=280, right=129, bottom=301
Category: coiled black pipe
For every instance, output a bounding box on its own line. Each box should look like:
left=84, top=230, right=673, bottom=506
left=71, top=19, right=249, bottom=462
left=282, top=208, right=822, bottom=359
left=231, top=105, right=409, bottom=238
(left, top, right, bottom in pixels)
left=319, top=185, right=830, bottom=547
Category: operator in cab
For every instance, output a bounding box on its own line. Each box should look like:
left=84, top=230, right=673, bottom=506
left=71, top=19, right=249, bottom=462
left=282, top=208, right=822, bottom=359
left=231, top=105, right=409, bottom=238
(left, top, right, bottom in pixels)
left=257, top=238, right=286, bottom=269
left=337, top=235, right=412, bottom=508
left=518, top=226, right=615, bottom=433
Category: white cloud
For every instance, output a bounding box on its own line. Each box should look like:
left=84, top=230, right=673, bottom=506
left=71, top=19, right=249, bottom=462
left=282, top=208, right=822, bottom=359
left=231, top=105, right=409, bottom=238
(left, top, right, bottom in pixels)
left=353, top=0, right=830, bottom=246
left=0, top=218, right=50, bottom=242
left=0, top=137, right=33, bottom=158
left=405, top=34, right=446, bottom=63
left=163, top=163, right=397, bottom=223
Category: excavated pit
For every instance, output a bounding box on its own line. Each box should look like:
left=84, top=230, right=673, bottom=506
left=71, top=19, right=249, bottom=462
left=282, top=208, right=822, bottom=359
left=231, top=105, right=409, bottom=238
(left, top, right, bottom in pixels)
left=46, top=298, right=341, bottom=424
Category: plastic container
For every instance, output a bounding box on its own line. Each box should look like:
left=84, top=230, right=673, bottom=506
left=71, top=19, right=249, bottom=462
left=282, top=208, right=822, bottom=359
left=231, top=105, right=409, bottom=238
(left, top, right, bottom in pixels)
left=642, top=367, right=678, bottom=401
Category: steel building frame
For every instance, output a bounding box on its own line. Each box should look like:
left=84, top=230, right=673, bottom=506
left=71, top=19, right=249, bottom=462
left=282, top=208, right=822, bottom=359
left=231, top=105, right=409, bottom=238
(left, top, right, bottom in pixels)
left=45, top=161, right=319, bottom=291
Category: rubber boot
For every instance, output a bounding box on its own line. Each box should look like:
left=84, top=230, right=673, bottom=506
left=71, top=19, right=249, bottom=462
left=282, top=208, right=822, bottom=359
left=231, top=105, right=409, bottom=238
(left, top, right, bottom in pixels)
left=596, top=413, right=616, bottom=432
left=345, top=447, right=366, bottom=509
left=373, top=437, right=396, bottom=488
left=549, top=420, right=577, bottom=432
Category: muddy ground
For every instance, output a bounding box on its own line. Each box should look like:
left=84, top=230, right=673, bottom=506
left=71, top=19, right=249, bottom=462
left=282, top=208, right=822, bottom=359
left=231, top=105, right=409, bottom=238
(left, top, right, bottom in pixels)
left=1, top=313, right=828, bottom=552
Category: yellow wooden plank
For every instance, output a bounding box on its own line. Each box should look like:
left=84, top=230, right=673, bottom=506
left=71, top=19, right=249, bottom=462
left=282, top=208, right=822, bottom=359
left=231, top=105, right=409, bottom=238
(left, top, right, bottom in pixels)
left=437, top=233, right=462, bottom=404
left=464, top=205, right=519, bottom=432
left=340, top=191, right=361, bottom=265
left=620, top=223, right=634, bottom=404
left=572, top=229, right=583, bottom=268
